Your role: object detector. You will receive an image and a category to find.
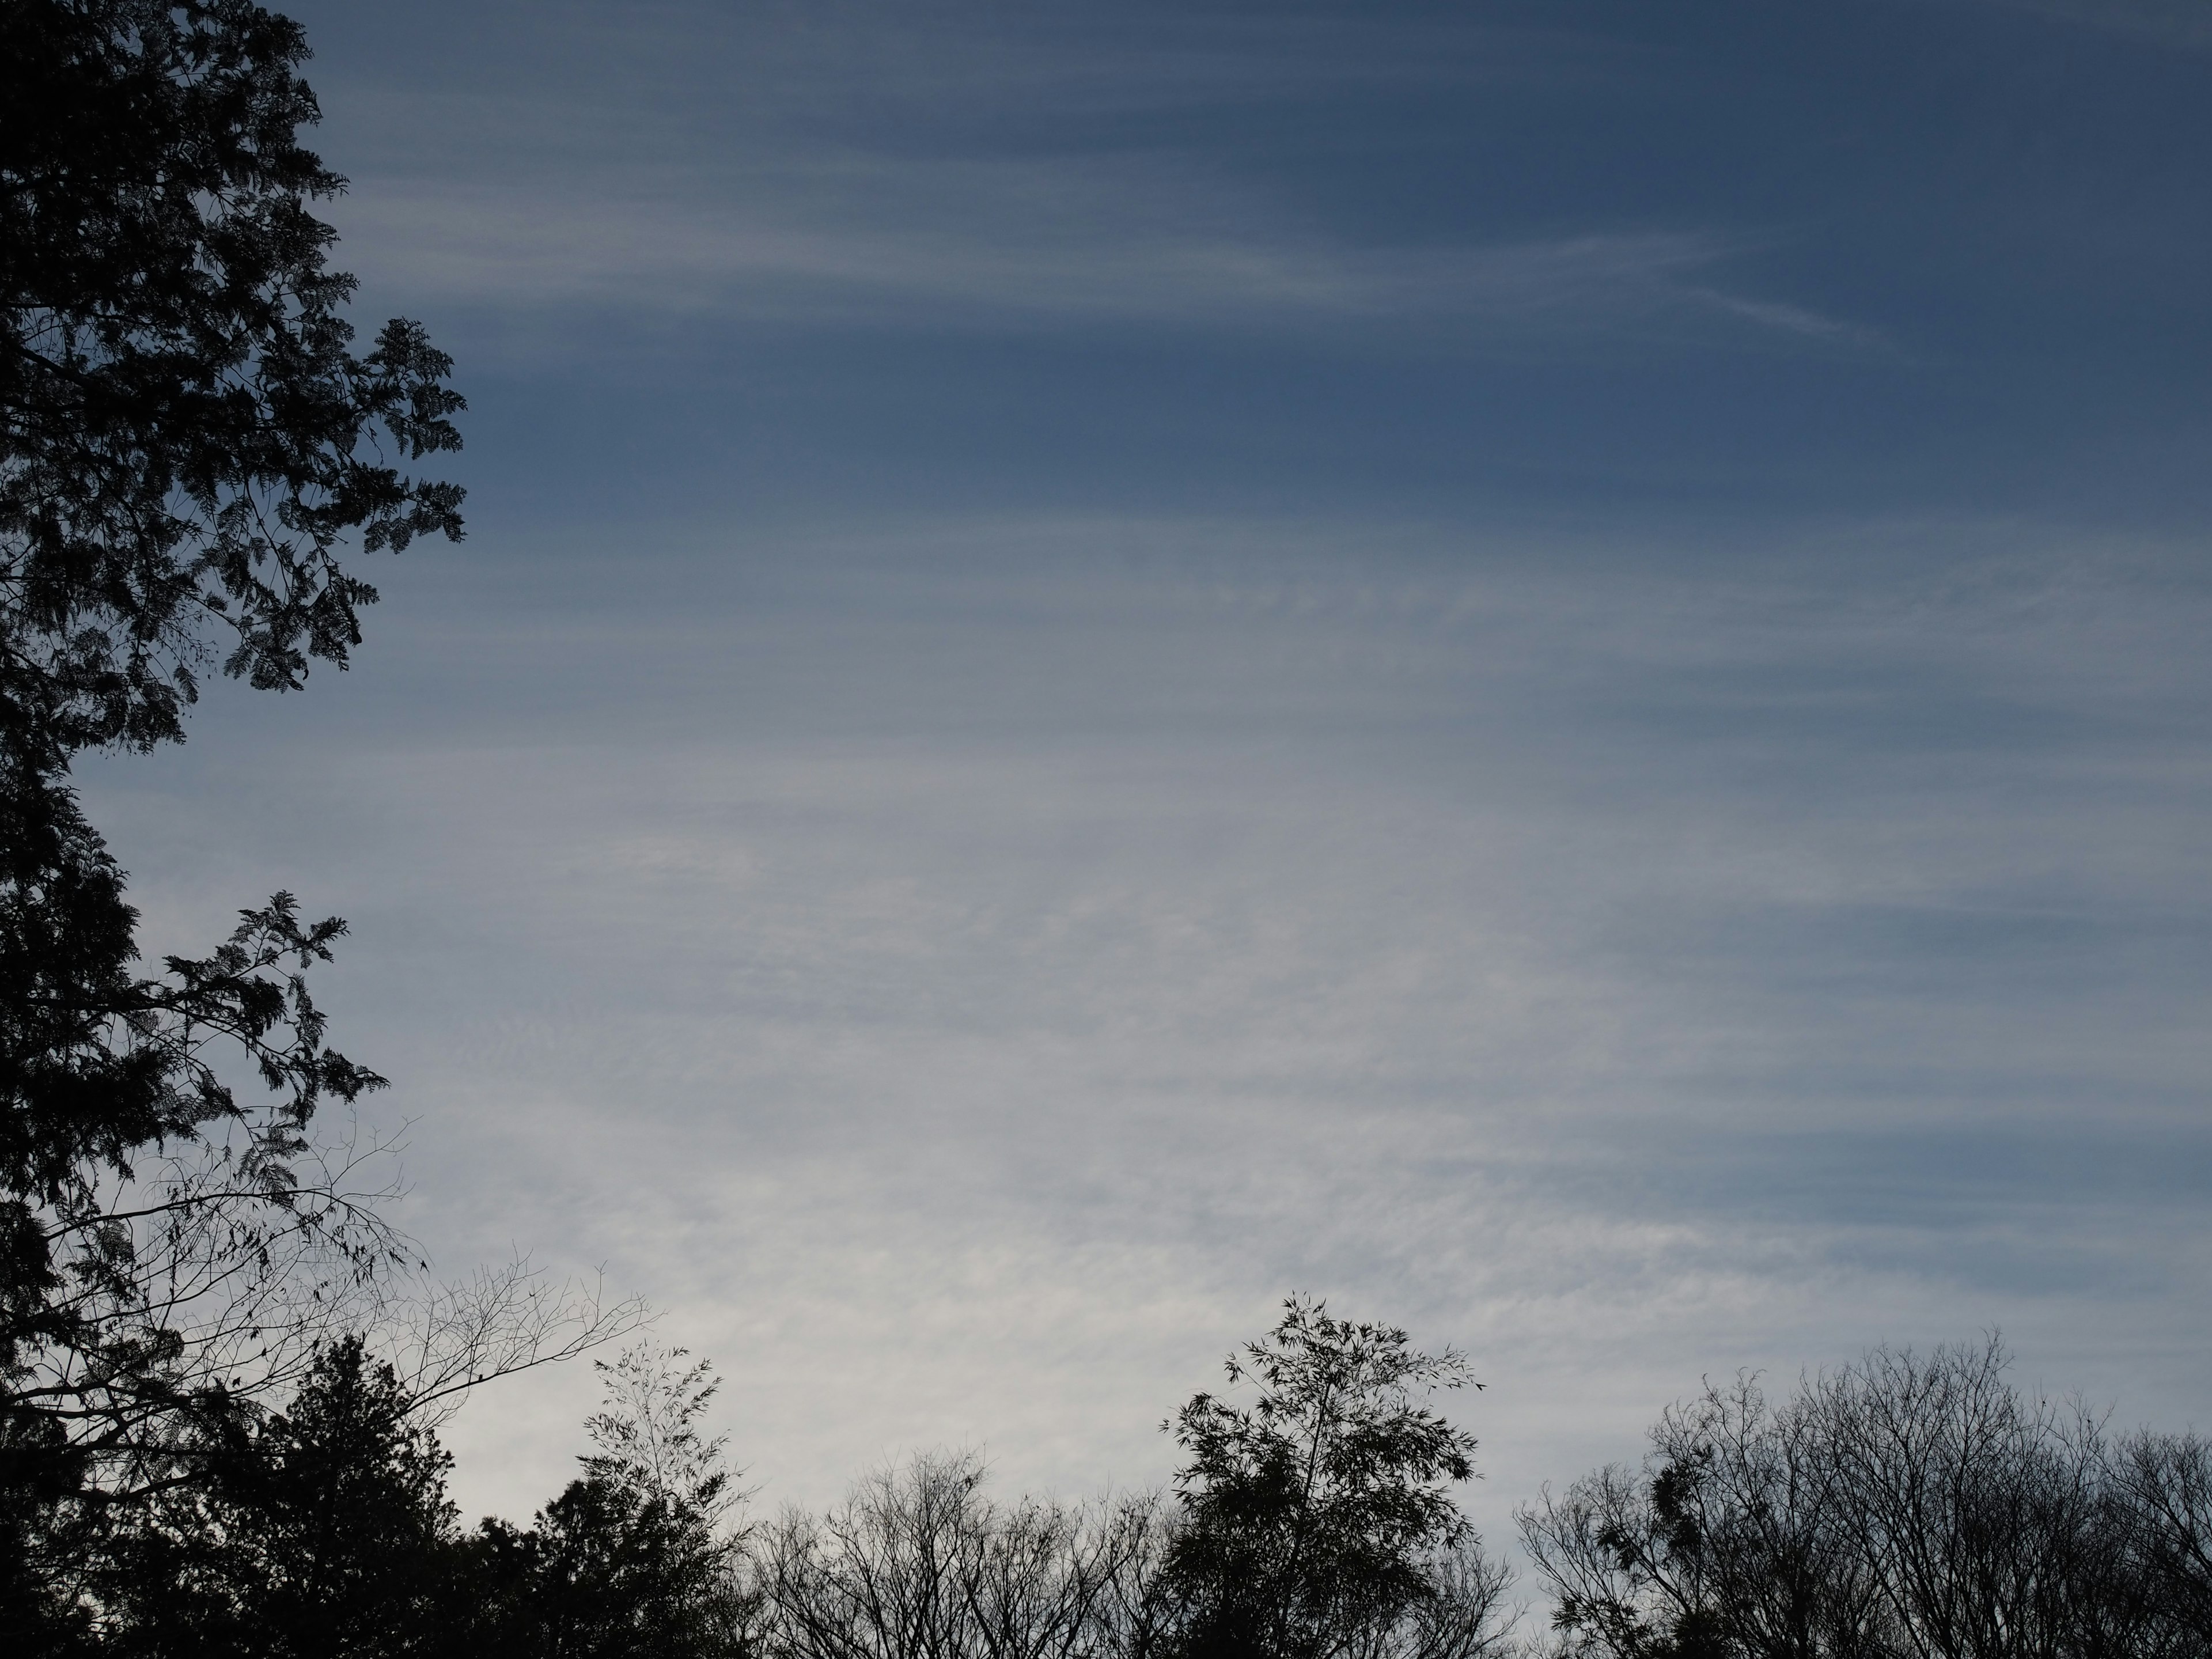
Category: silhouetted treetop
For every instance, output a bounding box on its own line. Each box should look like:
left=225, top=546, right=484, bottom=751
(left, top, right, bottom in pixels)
left=1165, top=1296, right=1485, bottom=1659
left=1, top=0, right=464, bottom=756
left=1521, top=1335, right=2212, bottom=1659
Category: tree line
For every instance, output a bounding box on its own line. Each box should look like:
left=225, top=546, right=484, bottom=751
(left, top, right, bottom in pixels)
left=3, top=6, right=2207, bottom=1657
left=14, top=1298, right=2212, bottom=1659
left=16, top=1296, right=1516, bottom=1658
left=1524, top=1336, right=2211, bottom=1659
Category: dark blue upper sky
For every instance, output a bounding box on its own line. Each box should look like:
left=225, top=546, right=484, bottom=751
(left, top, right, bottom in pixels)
left=295, top=0, right=2212, bottom=533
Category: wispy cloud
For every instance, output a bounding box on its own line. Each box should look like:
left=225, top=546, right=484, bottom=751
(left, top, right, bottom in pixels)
left=305, top=6, right=1865, bottom=357
left=332, top=157, right=1866, bottom=353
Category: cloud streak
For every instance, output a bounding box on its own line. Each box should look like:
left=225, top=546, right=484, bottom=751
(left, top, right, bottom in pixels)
left=331, top=161, right=1868, bottom=357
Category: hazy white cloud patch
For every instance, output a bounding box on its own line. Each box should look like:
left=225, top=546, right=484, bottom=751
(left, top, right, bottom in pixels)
left=75, top=509, right=2212, bottom=1536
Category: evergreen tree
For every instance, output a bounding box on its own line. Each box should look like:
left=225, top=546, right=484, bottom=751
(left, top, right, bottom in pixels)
left=460, top=1345, right=751, bottom=1659
left=1, top=0, right=461, bottom=1554
left=101, top=1336, right=459, bottom=1658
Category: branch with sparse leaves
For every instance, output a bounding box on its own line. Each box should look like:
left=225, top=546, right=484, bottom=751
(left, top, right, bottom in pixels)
left=383, top=1258, right=653, bottom=1423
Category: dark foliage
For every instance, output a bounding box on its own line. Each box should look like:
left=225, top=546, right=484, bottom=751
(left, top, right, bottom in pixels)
left=1, top=0, right=465, bottom=758
left=96, top=1335, right=457, bottom=1658
left=1, top=0, right=465, bottom=1537
left=1162, top=1297, right=1485, bottom=1659
left=1, top=628, right=402, bottom=1641
left=2111, top=1430, right=2212, bottom=1646
left=1520, top=1336, right=2212, bottom=1659
left=455, top=1346, right=751, bottom=1659
left=460, top=1475, right=747, bottom=1659
left=57, top=1338, right=756, bottom=1658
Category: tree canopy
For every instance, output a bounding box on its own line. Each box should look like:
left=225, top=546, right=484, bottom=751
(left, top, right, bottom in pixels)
left=1, top=0, right=464, bottom=758
left=1, top=0, right=472, bottom=1530
left=0, top=10, right=634, bottom=1637
left=1520, top=1336, right=2212, bottom=1659
left=1162, top=1296, right=1486, bottom=1659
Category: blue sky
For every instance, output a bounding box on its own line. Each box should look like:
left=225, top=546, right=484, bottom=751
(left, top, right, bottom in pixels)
left=77, top=0, right=2212, bottom=1543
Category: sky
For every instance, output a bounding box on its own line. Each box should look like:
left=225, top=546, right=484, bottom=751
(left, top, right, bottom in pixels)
left=75, top=0, right=2212, bottom=1554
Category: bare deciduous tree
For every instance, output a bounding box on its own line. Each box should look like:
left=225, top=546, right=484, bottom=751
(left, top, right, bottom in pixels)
left=1520, top=1336, right=2210, bottom=1659
left=755, top=1452, right=1175, bottom=1659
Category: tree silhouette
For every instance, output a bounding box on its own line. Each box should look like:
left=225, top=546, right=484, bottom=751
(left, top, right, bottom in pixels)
left=1520, top=1336, right=2212, bottom=1659
left=99, top=1336, right=459, bottom=1659
left=1162, top=1296, right=1484, bottom=1659
left=2, top=0, right=464, bottom=758
left=456, top=1345, right=753, bottom=1659
left=1, top=0, right=468, bottom=1536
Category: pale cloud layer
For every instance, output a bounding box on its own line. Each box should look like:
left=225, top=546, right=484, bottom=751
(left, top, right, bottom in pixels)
left=82, top=512, right=2212, bottom=1545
